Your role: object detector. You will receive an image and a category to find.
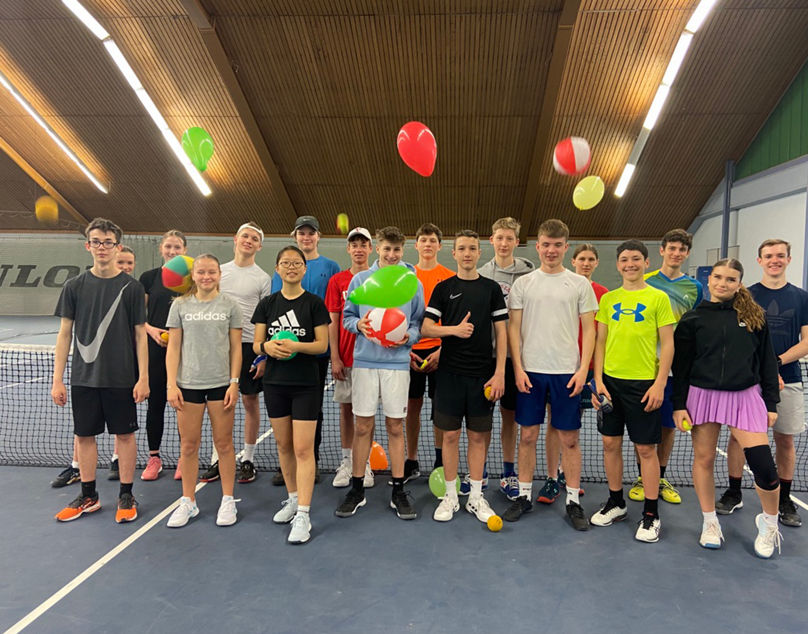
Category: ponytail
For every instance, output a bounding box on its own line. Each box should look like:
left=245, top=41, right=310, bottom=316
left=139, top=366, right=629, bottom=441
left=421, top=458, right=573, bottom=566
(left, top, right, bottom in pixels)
left=733, top=285, right=765, bottom=332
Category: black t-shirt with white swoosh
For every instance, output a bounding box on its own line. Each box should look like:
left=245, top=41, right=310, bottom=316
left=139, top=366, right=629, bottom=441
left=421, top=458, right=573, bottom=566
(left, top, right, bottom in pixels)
left=251, top=290, right=330, bottom=386
left=55, top=270, right=146, bottom=388
left=425, top=275, right=508, bottom=376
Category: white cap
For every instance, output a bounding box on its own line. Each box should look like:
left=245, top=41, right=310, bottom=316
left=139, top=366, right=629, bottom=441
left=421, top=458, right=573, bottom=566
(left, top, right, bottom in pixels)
left=347, top=227, right=372, bottom=242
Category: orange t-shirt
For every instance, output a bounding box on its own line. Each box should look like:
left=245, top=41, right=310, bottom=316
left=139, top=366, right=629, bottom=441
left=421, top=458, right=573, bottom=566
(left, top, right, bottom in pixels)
left=413, top=263, right=455, bottom=350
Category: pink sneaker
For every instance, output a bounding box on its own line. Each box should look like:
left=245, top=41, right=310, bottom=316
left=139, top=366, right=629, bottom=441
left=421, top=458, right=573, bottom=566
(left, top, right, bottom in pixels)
left=141, top=456, right=163, bottom=481
left=173, top=461, right=182, bottom=480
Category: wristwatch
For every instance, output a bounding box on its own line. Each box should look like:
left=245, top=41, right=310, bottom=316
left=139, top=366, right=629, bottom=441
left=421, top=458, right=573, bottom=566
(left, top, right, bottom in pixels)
left=229, top=377, right=239, bottom=384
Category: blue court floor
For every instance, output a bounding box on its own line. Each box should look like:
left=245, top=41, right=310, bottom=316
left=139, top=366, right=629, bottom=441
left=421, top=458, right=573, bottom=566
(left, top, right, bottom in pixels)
left=1, top=466, right=806, bottom=633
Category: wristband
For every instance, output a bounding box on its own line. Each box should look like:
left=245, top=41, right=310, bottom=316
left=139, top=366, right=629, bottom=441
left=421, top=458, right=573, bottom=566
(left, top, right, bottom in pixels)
left=229, top=378, right=239, bottom=384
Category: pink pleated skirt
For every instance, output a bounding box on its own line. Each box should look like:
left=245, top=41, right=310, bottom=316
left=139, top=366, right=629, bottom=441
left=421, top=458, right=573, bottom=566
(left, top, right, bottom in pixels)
left=686, top=384, right=768, bottom=433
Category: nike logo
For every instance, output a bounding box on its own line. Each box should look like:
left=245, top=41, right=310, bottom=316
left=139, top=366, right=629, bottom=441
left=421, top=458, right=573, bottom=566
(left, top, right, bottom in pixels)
left=76, top=283, right=130, bottom=364
left=449, top=293, right=462, bottom=299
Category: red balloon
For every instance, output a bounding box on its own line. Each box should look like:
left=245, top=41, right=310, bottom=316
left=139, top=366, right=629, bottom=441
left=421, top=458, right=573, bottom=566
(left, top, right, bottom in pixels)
left=396, top=121, right=437, bottom=177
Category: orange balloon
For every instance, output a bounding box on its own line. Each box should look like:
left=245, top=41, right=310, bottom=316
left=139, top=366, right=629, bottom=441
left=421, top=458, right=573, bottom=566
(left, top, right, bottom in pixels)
left=369, top=441, right=388, bottom=471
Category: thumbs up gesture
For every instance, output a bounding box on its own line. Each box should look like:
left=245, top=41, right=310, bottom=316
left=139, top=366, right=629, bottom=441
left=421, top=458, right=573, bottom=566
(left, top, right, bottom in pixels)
left=454, top=312, right=474, bottom=339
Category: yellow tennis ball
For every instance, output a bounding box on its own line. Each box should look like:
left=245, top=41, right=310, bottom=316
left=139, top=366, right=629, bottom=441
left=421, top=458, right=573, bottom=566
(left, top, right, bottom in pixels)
left=484, top=386, right=492, bottom=400
left=420, top=359, right=429, bottom=371
left=336, top=213, right=349, bottom=234
left=487, top=515, right=503, bottom=532
left=681, top=419, right=692, bottom=432
left=160, top=332, right=169, bottom=342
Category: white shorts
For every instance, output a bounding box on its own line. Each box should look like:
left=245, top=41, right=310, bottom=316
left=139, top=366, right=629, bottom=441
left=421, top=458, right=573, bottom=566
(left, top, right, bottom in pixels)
left=352, top=368, right=409, bottom=419
left=773, top=383, right=806, bottom=435
left=333, top=367, right=353, bottom=404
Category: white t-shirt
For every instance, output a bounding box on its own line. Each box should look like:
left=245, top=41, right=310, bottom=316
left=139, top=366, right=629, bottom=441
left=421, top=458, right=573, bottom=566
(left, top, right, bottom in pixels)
left=220, top=260, right=272, bottom=342
left=509, top=268, right=598, bottom=374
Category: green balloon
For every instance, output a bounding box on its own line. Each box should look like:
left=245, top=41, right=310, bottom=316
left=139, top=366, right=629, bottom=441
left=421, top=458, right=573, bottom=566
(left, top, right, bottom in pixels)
left=181, top=127, right=215, bottom=172
left=428, top=467, right=460, bottom=499
left=270, top=329, right=298, bottom=360
left=349, top=265, right=418, bottom=308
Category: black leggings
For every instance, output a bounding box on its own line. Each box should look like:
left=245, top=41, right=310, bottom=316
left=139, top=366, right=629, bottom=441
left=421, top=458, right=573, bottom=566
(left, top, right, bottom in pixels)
left=314, top=357, right=328, bottom=462
left=146, top=339, right=169, bottom=452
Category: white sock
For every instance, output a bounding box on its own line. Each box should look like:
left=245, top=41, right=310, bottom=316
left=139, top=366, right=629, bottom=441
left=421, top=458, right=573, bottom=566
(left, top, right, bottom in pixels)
left=210, top=447, right=219, bottom=464
left=71, top=460, right=79, bottom=469
left=519, top=481, right=532, bottom=500
left=566, top=486, right=580, bottom=506
left=702, top=510, right=718, bottom=525
left=289, top=492, right=299, bottom=503
left=342, top=448, right=352, bottom=460
left=297, top=504, right=310, bottom=515
left=243, top=444, right=256, bottom=463
left=111, top=454, right=118, bottom=462
left=181, top=495, right=196, bottom=507
left=763, top=511, right=778, bottom=527
left=221, top=494, right=233, bottom=503
left=444, top=479, right=458, bottom=499
left=469, top=478, right=483, bottom=498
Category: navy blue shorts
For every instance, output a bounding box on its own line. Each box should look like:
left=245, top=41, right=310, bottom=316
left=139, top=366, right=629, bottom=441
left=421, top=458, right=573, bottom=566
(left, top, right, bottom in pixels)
left=515, top=372, right=581, bottom=430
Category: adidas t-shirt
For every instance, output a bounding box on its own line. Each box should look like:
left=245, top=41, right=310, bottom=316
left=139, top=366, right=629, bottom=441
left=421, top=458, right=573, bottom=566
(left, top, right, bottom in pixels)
left=596, top=285, right=676, bottom=380
left=55, top=271, right=146, bottom=388
left=251, top=290, right=331, bottom=386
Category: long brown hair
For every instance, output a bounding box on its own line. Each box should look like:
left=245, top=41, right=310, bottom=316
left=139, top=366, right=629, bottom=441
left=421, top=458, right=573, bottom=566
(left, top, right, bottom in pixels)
left=713, top=258, right=765, bottom=332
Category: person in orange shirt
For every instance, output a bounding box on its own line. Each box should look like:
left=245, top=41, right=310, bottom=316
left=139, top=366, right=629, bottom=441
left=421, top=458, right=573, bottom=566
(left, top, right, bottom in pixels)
left=403, top=223, right=455, bottom=482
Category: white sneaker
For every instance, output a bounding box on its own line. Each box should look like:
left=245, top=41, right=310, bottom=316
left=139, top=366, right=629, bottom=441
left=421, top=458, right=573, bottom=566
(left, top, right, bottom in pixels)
left=273, top=497, right=298, bottom=524
left=288, top=513, right=311, bottom=544
left=699, top=520, right=724, bottom=549
left=332, top=457, right=352, bottom=488
left=167, top=496, right=198, bottom=528
left=433, top=495, right=460, bottom=522
left=754, top=513, right=782, bottom=559
left=363, top=461, right=375, bottom=488
left=635, top=514, right=661, bottom=543
left=466, top=495, right=495, bottom=523
left=216, top=496, right=240, bottom=526
left=590, top=499, right=628, bottom=527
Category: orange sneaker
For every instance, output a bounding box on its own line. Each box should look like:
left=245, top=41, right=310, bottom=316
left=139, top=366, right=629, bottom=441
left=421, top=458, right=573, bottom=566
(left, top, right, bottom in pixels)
left=55, top=493, right=101, bottom=522
left=141, top=455, right=162, bottom=481
left=115, top=492, right=138, bottom=523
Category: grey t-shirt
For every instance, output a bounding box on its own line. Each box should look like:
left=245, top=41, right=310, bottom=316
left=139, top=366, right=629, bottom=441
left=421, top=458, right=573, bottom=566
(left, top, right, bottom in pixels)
left=54, top=271, right=146, bottom=388
left=220, top=260, right=272, bottom=343
left=166, top=293, right=242, bottom=389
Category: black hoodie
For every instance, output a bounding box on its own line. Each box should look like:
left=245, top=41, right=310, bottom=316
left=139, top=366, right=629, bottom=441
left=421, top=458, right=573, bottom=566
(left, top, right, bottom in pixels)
left=672, top=299, right=780, bottom=412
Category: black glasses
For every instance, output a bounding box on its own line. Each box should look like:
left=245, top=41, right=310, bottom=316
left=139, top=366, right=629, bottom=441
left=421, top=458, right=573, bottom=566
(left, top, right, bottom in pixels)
left=278, top=261, right=305, bottom=269
left=87, top=239, right=119, bottom=249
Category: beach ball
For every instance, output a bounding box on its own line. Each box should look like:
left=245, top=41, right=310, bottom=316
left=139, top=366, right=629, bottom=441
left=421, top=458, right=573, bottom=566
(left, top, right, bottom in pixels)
left=161, top=255, right=194, bottom=293
left=553, top=136, right=591, bottom=175
left=366, top=307, right=408, bottom=347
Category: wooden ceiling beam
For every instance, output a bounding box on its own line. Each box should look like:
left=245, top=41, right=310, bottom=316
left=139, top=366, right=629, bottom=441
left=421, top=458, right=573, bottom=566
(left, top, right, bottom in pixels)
left=0, top=132, right=88, bottom=226
left=179, top=0, right=298, bottom=223
left=521, top=0, right=582, bottom=238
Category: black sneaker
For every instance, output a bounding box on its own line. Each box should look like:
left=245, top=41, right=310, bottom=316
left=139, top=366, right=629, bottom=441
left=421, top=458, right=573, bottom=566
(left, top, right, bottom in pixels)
left=390, top=489, right=417, bottom=520
left=779, top=499, right=802, bottom=527
left=503, top=496, right=532, bottom=522
left=108, top=459, right=119, bottom=481
left=335, top=488, right=367, bottom=517
left=237, top=460, right=256, bottom=483
left=566, top=501, right=590, bottom=531
left=388, top=460, right=421, bottom=486
left=272, top=467, right=285, bottom=486
left=715, top=488, right=743, bottom=515
left=51, top=466, right=80, bottom=488
left=200, top=461, right=220, bottom=483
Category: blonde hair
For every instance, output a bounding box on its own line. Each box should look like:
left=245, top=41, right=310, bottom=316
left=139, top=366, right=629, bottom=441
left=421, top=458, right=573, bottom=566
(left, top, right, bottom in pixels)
left=491, top=217, right=520, bottom=237
left=713, top=258, right=765, bottom=332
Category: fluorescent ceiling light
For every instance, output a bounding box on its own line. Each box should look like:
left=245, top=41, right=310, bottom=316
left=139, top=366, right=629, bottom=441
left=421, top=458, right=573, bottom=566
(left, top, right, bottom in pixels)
left=662, top=32, right=693, bottom=87
left=614, top=164, right=635, bottom=198
left=62, top=0, right=109, bottom=40
left=642, top=84, right=670, bottom=131
left=65, top=1, right=212, bottom=196
left=685, top=0, right=719, bottom=34
left=0, top=69, right=108, bottom=193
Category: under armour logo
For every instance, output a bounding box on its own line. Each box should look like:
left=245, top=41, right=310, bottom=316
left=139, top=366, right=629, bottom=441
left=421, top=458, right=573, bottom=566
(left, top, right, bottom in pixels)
left=612, top=302, right=646, bottom=322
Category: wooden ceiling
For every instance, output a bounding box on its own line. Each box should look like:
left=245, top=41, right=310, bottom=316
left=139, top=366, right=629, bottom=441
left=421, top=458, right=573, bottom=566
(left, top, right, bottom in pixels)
left=0, top=0, right=807, bottom=238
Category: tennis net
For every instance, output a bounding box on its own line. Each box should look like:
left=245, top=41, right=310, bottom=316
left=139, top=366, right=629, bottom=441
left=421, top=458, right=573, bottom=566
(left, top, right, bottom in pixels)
left=1, top=343, right=806, bottom=491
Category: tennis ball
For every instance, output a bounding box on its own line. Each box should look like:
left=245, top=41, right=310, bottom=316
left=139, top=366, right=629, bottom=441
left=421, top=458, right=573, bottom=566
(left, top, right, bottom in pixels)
left=681, top=419, right=692, bottom=432
left=336, top=213, right=349, bottom=234
left=487, top=515, right=503, bottom=532
left=420, top=359, right=429, bottom=371
left=484, top=386, right=493, bottom=400
left=160, top=332, right=169, bottom=343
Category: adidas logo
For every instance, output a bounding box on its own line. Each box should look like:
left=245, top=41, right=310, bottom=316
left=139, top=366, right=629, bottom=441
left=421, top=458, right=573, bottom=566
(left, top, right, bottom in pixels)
left=267, top=309, right=307, bottom=337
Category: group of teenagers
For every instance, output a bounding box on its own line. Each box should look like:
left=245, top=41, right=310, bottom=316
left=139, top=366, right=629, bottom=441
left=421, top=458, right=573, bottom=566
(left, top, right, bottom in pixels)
left=49, top=213, right=806, bottom=556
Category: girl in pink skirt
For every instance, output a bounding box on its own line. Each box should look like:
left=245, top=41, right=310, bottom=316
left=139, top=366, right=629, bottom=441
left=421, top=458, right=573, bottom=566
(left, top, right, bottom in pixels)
left=672, top=258, right=782, bottom=558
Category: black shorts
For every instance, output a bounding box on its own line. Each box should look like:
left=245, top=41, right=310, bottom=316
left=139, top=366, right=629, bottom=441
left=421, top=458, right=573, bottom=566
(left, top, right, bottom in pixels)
left=239, top=342, right=263, bottom=396
left=600, top=374, right=661, bottom=445
left=408, top=346, right=439, bottom=399
left=433, top=370, right=494, bottom=433
left=180, top=385, right=228, bottom=404
left=71, top=386, right=138, bottom=437
left=500, top=358, right=518, bottom=411
left=264, top=383, right=320, bottom=420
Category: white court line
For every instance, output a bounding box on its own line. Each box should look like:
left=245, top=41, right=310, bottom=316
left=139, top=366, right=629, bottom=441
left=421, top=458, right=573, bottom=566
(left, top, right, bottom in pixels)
left=715, top=446, right=808, bottom=511
left=0, top=377, right=46, bottom=390
left=5, top=427, right=274, bottom=634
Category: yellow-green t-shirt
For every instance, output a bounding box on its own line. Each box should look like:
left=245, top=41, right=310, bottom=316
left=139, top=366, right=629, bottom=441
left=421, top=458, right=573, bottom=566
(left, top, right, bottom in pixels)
left=595, top=285, right=676, bottom=380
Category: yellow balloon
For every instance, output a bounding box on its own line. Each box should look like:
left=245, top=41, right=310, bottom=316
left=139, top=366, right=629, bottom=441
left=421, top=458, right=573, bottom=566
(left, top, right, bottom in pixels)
left=35, top=195, right=59, bottom=227
left=572, top=175, right=605, bottom=210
